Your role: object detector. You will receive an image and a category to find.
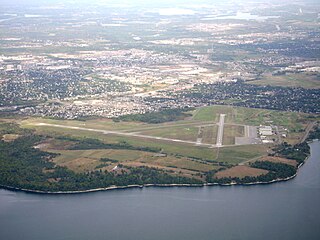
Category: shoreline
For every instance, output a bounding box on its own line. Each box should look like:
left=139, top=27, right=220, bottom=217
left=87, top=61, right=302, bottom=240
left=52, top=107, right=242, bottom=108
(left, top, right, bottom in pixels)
left=0, top=174, right=299, bottom=195
left=1, top=140, right=317, bottom=195
left=0, top=168, right=303, bottom=195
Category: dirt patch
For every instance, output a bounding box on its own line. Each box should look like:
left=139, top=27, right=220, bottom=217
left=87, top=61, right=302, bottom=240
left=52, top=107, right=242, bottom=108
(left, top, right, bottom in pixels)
left=57, top=157, right=100, bottom=172
left=34, top=138, right=75, bottom=150
left=47, top=178, right=61, bottom=183
left=2, top=134, right=20, bottom=142
left=215, top=166, right=268, bottom=179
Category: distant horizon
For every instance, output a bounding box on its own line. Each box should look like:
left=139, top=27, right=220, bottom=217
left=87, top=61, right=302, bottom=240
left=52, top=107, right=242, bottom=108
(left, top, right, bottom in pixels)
left=1, top=0, right=318, bottom=6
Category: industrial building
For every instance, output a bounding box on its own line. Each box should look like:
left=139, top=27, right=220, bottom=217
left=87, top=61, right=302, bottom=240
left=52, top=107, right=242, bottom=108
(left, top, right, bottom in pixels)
left=259, top=126, right=273, bottom=136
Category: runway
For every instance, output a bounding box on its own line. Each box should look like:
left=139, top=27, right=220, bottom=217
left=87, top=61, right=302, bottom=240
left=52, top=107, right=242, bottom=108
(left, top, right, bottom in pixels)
left=36, top=123, right=220, bottom=148
left=216, top=114, right=226, bottom=147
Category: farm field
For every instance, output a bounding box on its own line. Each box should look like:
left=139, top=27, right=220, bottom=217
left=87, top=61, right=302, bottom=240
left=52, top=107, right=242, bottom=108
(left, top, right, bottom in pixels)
left=48, top=148, right=219, bottom=175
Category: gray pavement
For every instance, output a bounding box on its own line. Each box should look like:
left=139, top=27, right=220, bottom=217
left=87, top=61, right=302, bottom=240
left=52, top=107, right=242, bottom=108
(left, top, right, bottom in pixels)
left=216, top=114, right=226, bottom=147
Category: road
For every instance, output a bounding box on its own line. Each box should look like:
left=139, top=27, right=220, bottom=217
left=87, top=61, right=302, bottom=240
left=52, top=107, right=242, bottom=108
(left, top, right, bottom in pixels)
left=216, top=114, right=226, bottom=147
left=300, top=121, right=317, bottom=143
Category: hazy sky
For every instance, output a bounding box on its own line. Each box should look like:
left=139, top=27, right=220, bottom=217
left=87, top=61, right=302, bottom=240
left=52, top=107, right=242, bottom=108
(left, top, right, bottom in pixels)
left=1, top=0, right=318, bottom=8
left=0, top=0, right=310, bottom=5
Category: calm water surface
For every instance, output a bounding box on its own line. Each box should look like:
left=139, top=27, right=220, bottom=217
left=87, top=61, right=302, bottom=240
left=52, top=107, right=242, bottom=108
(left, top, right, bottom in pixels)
left=1, top=141, right=320, bottom=240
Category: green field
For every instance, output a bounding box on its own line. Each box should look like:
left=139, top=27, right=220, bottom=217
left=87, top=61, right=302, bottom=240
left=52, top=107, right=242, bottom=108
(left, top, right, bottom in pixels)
left=202, top=125, right=218, bottom=144
left=193, top=105, right=311, bottom=135
left=192, top=105, right=234, bottom=122
left=223, top=125, right=245, bottom=145
left=46, top=144, right=219, bottom=178
left=249, top=73, right=320, bottom=89
left=17, top=105, right=318, bottom=177
left=218, top=145, right=269, bottom=165
left=138, top=125, right=199, bottom=141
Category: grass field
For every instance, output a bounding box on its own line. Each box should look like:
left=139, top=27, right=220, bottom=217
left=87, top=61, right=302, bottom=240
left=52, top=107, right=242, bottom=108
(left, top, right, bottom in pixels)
left=215, top=166, right=269, bottom=179
left=217, top=145, right=269, bottom=165
left=47, top=145, right=219, bottom=176
left=192, top=105, right=234, bottom=122
left=1, top=134, right=20, bottom=142
left=254, top=156, right=298, bottom=167
left=138, top=125, right=199, bottom=141
left=223, top=125, right=244, bottom=145
left=202, top=125, right=218, bottom=144
left=17, top=105, right=318, bottom=178
left=50, top=149, right=153, bottom=172
left=249, top=73, right=320, bottom=89
left=192, top=105, right=308, bottom=132
left=22, top=117, right=144, bottom=131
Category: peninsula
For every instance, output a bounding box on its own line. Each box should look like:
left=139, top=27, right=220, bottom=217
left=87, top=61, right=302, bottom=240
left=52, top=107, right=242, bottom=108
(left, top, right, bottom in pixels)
left=1, top=105, right=319, bottom=193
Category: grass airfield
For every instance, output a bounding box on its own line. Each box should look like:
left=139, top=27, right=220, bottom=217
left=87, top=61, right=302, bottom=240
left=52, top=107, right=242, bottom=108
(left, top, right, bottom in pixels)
left=18, top=105, right=316, bottom=180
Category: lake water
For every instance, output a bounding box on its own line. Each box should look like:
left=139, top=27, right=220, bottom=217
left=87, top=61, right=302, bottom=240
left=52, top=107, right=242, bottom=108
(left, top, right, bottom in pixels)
left=1, top=141, right=320, bottom=240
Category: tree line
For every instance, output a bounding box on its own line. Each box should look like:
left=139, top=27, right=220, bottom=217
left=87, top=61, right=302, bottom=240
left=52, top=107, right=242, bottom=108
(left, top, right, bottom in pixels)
left=115, top=108, right=193, bottom=124
left=0, top=133, right=201, bottom=192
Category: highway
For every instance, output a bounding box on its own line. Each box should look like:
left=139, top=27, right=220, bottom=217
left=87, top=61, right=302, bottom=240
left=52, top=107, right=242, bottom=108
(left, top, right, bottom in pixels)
left=216, top=114, right=226, bottom=147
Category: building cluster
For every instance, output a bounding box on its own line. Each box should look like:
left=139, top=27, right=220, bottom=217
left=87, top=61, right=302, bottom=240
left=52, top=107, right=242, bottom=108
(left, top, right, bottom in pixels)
left=179, top=81, right=320, bottom=114
left=258, top=126, right=274, bottom=144
left=0, top=5, right=319, bottom=120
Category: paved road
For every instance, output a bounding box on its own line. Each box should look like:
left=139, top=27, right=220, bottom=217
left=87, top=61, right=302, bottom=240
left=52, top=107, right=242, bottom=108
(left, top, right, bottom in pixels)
left=36, top=123, right=223, bottom=148
left=300, top=121, right=317, bottom=143
left=216, top=114, right=226, bottom=147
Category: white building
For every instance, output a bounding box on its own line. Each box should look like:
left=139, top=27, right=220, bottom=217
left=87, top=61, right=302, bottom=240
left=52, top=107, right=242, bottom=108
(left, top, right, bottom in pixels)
left=259, top=126, right=273, bottom=136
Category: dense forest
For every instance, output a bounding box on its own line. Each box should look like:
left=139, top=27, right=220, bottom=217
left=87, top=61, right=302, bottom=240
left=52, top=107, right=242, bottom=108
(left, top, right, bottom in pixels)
left=307, top=126, right=320, bottom=141
left=0, top=123, right=201, bottom=192
left=115, top=108, right=193, bottom=124
left=271, top=142, right=310, bottom=164
left=0, top=135, right=201, bottom=192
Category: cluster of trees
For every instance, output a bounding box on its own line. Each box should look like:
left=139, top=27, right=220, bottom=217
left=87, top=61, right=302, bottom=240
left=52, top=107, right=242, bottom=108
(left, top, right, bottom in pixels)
left=100, top=158, right=118, bottom=163
left=115, top=108, right=193, bottom=124
left=181, top=81, right=320, bottom=114
left=0, top=135, right=59, bottom=191
left=272, top=142, right=310, bottom=163
left=206, top=139, right=312, bottom=185
left=0, top=133, right=201, bottom=192
left=206, top=161, right=297, bottom=185
left=250, top=161, right=296, bottom=179
left=0, top=122, right=32, bottom=135
left=307, top=126, right=320, bottom=141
